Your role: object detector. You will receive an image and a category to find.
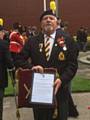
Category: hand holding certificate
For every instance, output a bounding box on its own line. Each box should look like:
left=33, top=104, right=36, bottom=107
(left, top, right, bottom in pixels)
left=29, top=68, right=56, bottom=107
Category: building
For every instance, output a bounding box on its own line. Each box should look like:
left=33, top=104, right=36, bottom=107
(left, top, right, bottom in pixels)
left=0, top=0, right=90, bottom=34
left=60, top=0, right=90, bottom=34
left=0, top=0, right=43, bottom=30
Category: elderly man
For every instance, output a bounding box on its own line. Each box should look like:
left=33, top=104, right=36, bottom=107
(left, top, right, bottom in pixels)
left=16, top=10, right=78, bottom=120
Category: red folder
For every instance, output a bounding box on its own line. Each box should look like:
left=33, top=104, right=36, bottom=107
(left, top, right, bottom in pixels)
left=17, top=68, right=56, bottom=108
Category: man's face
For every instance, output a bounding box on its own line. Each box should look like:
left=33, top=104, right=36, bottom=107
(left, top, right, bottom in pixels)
left=41, top=15, right=58, bottom=35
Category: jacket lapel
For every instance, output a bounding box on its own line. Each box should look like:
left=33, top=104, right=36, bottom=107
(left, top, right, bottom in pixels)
left=38, top=33, right=47, bottom=61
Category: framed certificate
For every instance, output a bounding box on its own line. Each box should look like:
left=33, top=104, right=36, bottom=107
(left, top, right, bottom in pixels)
left=29, top=68, right=56, bottom=107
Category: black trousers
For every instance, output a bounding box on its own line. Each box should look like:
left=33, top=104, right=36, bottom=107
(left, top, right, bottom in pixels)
left=0, top=88, right=4, bottom=120
left=33, top=107, right=54, bottom=120
left=33, top=99, right=68, bottom=120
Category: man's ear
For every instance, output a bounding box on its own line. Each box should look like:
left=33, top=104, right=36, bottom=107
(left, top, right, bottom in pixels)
left=57, top=18, right=61, bottom=25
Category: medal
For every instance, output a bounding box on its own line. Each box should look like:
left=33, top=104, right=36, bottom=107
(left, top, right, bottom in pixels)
left=39, top=43, right=43, bottom=52
left=58, top=52, right=65, bottom=61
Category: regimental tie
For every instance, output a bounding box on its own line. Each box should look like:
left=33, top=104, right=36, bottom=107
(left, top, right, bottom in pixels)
left=44, top=37, right=50, bottom=61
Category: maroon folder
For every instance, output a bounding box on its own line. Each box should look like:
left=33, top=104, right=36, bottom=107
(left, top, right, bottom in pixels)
left=17, top=68, right=56, bottom=108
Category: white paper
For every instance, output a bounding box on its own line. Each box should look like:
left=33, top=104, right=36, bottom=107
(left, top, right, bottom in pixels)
left=31, top=73, right=54, bottom=104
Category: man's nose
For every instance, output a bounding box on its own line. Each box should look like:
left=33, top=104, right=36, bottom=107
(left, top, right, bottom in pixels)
left=46, top=17, right=51, bottom=22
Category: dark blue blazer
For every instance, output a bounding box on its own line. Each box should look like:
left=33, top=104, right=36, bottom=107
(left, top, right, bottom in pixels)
left=16, top=28, right=78, bottom=99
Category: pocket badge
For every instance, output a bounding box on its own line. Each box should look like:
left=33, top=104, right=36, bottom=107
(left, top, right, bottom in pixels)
left=58, top=52, right=65, bottom=61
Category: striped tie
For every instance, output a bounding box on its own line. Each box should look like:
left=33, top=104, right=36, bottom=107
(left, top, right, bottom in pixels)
left=44, top=37, right=50, bottom=61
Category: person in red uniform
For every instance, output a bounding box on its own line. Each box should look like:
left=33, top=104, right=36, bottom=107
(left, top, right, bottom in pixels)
left=9, top=31, right=25, bottom=53
left=9, top=31, right=25, bottom=66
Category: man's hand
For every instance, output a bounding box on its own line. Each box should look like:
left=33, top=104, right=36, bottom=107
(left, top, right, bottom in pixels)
left=54, top=78, right=62, bottom=95
left=31, top=65, right=44, bottom=73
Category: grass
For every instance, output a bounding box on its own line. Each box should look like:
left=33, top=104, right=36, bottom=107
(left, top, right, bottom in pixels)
left=5, top=76, right=15, bottom=96
left=72, top=75, right=90, bottom=92
left=4, top=75, right=90, bottom=96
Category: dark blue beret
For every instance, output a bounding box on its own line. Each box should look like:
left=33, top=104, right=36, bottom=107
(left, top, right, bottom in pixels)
left=40, top=9, right=57, bottom=21
left=0, top=25, right=4, bottom=31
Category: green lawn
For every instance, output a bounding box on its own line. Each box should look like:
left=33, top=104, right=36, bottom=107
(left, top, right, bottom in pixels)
left=5, top=75, right=90, bottom=96
left=5, top=75, right=14, bottom=96
left=72, top=76, right=90, bottom=92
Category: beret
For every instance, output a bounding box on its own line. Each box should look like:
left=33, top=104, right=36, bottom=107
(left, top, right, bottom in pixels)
left=40, top=9, right=57, bottom=21
left=0, top=25, right=4, bottom=31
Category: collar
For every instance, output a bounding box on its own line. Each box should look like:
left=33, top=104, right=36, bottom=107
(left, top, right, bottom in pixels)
left=44, top=31, right=56, bottom=40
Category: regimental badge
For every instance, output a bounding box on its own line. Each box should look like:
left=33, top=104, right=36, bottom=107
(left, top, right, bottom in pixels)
left=58, top=52, right=65, bottom=61
left=39, top=43, right=43, bottom=52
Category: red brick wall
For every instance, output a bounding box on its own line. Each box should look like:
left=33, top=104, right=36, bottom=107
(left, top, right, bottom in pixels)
left=0, top=0, right=43, bottom=29
left=0, top=0, right=90, bottom=34
left=60, top=0, right=90, bottom=34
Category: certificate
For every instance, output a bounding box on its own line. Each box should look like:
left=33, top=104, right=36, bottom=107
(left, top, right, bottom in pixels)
left=29, top=69, right=56, bottom=107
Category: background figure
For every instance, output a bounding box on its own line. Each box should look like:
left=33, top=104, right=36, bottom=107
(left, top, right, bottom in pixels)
left=26, top=25, right=39, bottom=38
left=0, top=25, right=10, bottom=43
left=57, top=17, right=61, bottom=29
left=60, top=21, right=69, bottom=32
left=31, top=26, right=39, bottom=36
left=0, top=27, right=14, bottom=120
left=16, top=10, right=78, bottom=120
left=76, top=27, right=88, bottom=51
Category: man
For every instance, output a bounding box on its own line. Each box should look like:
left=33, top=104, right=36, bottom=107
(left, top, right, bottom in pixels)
left=77, top=27, right=88, bottom=51
left=16, top=10, right=78, bottom=120
left=0, top=26, right=14, bottom=120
